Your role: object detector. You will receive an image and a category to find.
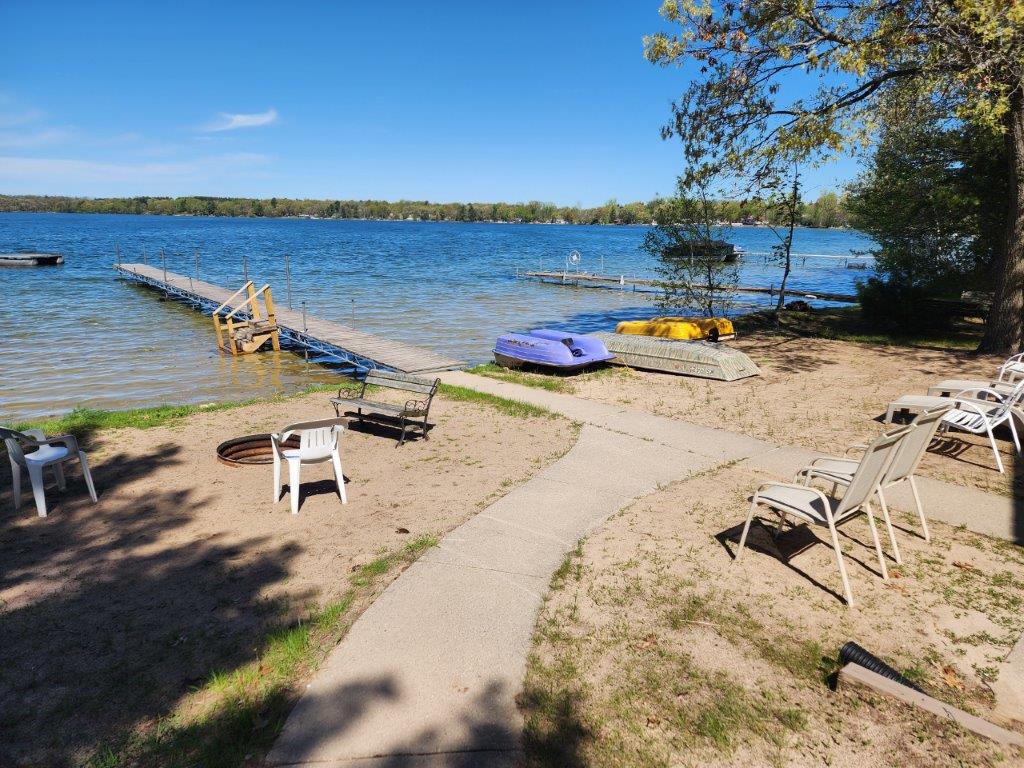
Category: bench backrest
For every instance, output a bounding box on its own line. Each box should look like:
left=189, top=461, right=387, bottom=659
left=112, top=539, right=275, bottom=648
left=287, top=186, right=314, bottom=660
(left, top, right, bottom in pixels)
left=364, top=369, right=440, bottom=396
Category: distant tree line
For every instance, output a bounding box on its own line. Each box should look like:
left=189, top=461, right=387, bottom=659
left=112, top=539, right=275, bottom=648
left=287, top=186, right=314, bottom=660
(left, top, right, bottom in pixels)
left=0, top=193, right=851, bottom=228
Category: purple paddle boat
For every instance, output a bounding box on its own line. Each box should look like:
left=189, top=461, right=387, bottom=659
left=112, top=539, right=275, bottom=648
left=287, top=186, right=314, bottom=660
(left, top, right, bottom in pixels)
left=493, top=329, right=615, bottom=371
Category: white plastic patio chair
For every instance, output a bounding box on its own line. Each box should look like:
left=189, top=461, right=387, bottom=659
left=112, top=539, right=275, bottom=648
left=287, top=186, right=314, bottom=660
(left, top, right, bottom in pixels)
left=996, top=352, right=1024, bottom=383
left=928, top=351, right=1024, bottom=396
left=1, top=427, right=98, bottom=517
left=794, top=406, right=950, bottom=566
left=734, top=425, right=911, bottom=607
left=938, top=390, right=1021, bottom=473
left=270, top=419, right=347, bottom=514
left=885, top=379, right=1024, bottom=424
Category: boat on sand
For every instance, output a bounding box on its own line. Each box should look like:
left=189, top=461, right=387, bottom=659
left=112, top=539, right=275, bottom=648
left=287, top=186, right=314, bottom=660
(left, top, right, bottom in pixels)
left=595, top=332, right=759, bottom=381
left=616, top=316, right=735, bottom=342
left=494, top=329, right=615, bottom=371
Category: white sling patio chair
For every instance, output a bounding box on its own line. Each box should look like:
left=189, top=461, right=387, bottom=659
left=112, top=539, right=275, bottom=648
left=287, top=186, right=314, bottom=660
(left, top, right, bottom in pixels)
left=794, top=406, right=950, bottom=566
left=1, top=427, right=98, bottom=517
left=938, top=391, right=1021, bottom=473
left=270, top=418, right=347, bottom=514
left=734, top=425, right=911, bottom=607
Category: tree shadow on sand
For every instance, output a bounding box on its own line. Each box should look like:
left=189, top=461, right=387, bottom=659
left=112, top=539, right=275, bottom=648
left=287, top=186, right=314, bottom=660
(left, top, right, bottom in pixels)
left=0, top=443, right=308, bottom=767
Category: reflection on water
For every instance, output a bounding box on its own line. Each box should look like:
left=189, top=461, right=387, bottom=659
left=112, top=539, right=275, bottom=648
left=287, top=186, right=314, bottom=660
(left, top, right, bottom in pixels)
left=0, top=213, right=875, bottom=420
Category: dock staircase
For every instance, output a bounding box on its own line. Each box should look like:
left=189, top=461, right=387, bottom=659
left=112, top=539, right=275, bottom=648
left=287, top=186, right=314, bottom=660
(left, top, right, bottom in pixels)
left=212, top=281, right=281, bottom=355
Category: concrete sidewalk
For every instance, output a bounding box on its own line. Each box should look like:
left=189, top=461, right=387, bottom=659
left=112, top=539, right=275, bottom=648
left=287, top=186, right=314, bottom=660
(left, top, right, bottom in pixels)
left=268, top=373, right=1019, bottom=767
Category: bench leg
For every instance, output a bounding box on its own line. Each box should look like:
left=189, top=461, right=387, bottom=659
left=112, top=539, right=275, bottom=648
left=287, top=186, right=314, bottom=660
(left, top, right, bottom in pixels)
left=397, top=416, right=408, bottom=447
left=422, top=415, right=429, bottom=441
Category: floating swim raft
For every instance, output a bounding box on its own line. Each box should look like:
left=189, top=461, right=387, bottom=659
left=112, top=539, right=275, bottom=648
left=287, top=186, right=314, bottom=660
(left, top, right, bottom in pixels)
left=594, top=332, right=760, bottom=381
left=0, top=252, right=64, bottom=266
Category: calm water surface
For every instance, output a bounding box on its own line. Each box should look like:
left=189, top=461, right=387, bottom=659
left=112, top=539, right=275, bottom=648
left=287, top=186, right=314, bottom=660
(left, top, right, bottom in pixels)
left=1, top=213, right=874, bottom=419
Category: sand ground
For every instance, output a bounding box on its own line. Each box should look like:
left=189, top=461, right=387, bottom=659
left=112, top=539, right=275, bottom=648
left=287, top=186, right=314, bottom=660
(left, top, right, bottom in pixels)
left=495, top=332, right=1019, bottom=497
left=523, top=463, right=1024, bottom=767
left=0, top=388, right=574, bottom=766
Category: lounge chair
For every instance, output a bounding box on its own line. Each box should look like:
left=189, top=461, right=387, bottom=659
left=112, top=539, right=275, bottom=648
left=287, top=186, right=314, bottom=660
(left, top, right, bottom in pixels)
left=885, top=379, right=1024, bottom=424
left=927, top=351, right=1024, bottom=397
left=1, top=427, right=98, bottom=517
left=271, top=419, right=347, bottom=514
left=794, top=406, right=949, bottom=566
left=734, top=425, right=911, bottom=607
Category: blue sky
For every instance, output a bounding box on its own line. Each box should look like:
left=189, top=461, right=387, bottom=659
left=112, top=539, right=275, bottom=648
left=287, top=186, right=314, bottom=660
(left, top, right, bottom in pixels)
left=0, top=1, right=859, bottom=206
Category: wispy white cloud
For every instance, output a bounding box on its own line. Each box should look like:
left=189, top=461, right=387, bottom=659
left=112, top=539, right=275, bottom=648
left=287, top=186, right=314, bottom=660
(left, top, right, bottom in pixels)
left=0, top=127, right=74, bottom=148
left=202, top=108, right=279, bottom=132
left=0, top=153, right=270, bottom=187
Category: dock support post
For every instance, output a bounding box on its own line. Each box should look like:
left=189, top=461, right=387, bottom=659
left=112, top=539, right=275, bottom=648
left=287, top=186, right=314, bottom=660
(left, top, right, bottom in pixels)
left=194, top=249, right=199, bottom=281
left=161, top=250, right=168, bottom=294
left=115, top=243, right=121, bottom=265
left=285, top=254, right=293, bottom=309
left=242, top=256, right=249, bottom=284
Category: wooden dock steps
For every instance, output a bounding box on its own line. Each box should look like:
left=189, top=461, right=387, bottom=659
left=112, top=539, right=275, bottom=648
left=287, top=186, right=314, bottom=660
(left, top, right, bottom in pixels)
left=115, top=263, right=464, bottom=374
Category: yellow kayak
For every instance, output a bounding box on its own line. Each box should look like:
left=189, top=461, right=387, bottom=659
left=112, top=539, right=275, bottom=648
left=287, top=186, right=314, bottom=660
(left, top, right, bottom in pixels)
left=615, top=316, right=735, bottom=342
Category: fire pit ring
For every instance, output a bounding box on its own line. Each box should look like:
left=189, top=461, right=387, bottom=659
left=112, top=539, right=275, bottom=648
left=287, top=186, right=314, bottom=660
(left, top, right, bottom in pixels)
left=216, top=433, right=300, bottom=466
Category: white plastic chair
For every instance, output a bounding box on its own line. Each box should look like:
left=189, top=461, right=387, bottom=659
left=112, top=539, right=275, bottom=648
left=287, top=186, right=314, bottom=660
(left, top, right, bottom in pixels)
left=939, top=390, right=1021, bottom=473
left=1, top=427, right=98, bottom=517
left=794, top=406, right=950, bottom=565
left=734, top=426, right=911, bottom=607
left=270, top=419, right=347, bottom=514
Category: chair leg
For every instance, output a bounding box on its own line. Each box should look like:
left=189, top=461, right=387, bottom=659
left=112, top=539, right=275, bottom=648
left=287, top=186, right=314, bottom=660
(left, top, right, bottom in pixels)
left=733, top=499, right=759, bottom=563
left=862, top=501, right=889, bottom=580
left=1009, top=418, right=1022, bottom=455
left=288, top=460, right=301, bottom=515
left=27, top=463, right=47, bottom=517
left=53, top=462, right=66, bottom=491
left=908, top=476, right=930, bottom=542
left=826, top=518, right=854, bottom=607
left=331, top=450, right=347, bottom=505
left=875, top=490, right=902, bottom=565
left=272, top=456, right=281, bottom=503
left=11, top=461, right=21, bottom=511
left=987, top=427, right=1005, bottom=473
left=78, top=453, right=98, bottom=503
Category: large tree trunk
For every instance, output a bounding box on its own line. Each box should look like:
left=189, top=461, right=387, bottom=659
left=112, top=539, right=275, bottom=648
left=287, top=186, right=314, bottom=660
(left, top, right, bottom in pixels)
left=979, top=93, right=1024, bottom=354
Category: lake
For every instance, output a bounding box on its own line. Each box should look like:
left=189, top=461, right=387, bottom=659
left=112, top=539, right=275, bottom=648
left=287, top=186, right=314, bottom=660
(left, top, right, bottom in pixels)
left=1, top=213, right=875, bottom=420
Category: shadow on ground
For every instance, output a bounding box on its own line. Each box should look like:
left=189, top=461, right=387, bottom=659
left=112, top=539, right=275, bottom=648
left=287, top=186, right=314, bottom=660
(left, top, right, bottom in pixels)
left=0, top=443, right=306, bottom=767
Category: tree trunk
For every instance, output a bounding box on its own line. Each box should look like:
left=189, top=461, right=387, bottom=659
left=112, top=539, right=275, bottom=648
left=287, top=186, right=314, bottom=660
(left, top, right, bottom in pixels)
left=979, top=93, right=1024, bottom=354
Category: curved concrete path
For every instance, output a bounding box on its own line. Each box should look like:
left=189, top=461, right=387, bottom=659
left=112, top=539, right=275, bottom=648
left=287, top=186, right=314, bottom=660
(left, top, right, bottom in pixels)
left=269, top=372, right=1019, bottom=766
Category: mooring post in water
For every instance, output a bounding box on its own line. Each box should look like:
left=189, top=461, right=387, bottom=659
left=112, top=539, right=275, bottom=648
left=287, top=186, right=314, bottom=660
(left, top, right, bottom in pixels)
left=351, top=297, right=355, bottom=323
left=302, top=300, right=309, bottom=363
left=284, top=254, right=293, bottom=309
left=142, top=247, right=148, bottom=265
left=242, top=255, right=249, bottom=284
left=115, top=243, right=121, bottom=265
left=194, top=249, right=199, bottom=281
left=161, top=249, right=168, bottom=293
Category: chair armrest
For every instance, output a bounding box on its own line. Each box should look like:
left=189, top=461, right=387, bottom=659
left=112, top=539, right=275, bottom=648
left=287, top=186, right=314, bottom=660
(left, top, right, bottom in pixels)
left=953, top=387, right=1006, bottom=403
left=844, top=444, right=868, bottom=456
left=753, top=481, right=830, bottom=507
left=949, top=399, right=990, bottom=418
left=403, top=398, right=428, bottom=414
left=26, top=433, right=80, bottom=452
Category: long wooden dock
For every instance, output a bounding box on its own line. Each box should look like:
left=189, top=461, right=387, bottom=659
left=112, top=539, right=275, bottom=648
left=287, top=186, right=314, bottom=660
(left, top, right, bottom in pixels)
left=517, top=270, right=858, bottom=303
left=115, top=264, right=464, bottom=375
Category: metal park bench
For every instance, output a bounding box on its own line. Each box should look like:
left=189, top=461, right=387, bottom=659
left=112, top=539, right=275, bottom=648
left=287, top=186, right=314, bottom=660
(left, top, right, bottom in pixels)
left=331, top=369, right=440, bottom=446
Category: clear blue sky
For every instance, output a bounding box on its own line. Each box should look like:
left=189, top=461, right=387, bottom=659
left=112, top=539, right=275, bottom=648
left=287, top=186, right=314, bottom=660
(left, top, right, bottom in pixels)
left=0, top=1, right=859, bottom=206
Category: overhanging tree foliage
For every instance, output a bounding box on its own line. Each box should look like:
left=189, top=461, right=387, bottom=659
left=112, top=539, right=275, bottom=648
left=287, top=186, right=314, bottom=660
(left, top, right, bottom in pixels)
left=645, top=0, right=1024, bottom=352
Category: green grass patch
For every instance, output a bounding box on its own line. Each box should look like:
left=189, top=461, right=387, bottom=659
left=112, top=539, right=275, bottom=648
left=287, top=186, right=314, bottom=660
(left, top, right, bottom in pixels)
left=438, top=383, right=553, bottom=419
left=467, top=363, right=575, bottom=393
left=7, top=380, right=366, bottom=439
left=85, top=534, right=437, bottom=768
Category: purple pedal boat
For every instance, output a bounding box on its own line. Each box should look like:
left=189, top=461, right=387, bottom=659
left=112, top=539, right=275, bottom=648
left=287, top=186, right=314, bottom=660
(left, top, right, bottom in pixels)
left=493, top=329, right=615, bottom=371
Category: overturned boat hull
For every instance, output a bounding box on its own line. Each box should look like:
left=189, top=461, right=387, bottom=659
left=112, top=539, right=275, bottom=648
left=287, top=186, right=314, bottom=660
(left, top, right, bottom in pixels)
left=595, top=332, right=759, bottom=381
left=494, top=329, right=615, bottom=371
left=616, top=316, right=735, bottom=342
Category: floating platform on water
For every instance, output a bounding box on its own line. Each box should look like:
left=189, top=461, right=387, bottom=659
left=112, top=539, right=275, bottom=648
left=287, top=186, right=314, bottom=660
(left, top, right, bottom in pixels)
left=1, top=252, right=64, bottom=266
left=114, top=263, right=464, bottom=375
left=517, top=270, right=858, bottom=304
left=595, top=332, right=760, bottom=381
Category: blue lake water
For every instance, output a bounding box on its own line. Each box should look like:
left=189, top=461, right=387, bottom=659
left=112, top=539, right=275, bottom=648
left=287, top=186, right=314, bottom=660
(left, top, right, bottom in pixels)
left=0, top=213, right=875, bottom=419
